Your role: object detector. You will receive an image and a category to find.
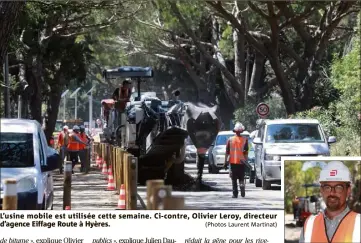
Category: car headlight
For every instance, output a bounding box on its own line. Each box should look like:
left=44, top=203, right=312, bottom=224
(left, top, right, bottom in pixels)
left=264, top=154, right=281, bottom=161
left=17, top=177, right=37, bottom=193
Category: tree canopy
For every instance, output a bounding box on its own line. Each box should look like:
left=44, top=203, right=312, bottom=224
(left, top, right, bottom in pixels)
left=1, top=0, right=360, bottom=153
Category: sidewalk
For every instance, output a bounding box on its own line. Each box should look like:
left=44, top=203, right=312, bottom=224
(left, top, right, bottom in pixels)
left=52, top=164, right=120, bottom=210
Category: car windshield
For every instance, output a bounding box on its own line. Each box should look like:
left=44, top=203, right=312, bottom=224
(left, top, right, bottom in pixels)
left=265, top=124, right=324, bottom=143
left=0, top=132, right=34, bottom=167
left=215, top=134, right=233, bottom=145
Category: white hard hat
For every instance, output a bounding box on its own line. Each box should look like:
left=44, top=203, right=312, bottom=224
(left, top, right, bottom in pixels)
left=319, top=161, right=351, bottom=183
left=63, top=125, right=69, bottom=130
left=73, top=125, right=80, bottom=130
left=233, top=122, right=245, bottom=132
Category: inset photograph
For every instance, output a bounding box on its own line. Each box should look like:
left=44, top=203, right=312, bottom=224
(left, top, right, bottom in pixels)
left=284, top=158, right=361, bottom=243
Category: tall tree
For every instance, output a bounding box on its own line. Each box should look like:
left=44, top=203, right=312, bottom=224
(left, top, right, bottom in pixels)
left=0, top=1, right=25, bottom=65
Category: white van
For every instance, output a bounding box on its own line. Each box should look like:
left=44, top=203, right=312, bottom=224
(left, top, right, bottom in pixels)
left=0, top=119, right=59, bottom=210
left=252, top=119, right=336, bottom=190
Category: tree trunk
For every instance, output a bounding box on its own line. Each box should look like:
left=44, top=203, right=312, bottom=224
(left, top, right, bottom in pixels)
left=211, top=16, right=238, bottom=108
left=45, top=87, right=62, bottom=143
left=233, top=28, right=245, bottom=107
left=0, top=1, right=25, bottom=65
left=244, top=46, right=250, bottom=101
left=248, top=50, right=266, bottom=99
left=29, top=56, right=43, bottom=123
left=268, top=53, right=296, bottom=114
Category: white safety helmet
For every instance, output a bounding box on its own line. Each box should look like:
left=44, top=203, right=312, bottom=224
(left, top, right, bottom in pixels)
left=73, top=125, right=80, bottom=131
left=233, top=122, right=245, bottom=132
left=319, top=161, right=351, bottom=183
left=63, top=125, right=69, bottom=130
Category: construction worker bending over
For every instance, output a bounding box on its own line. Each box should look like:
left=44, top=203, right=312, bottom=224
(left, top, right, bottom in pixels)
left=224, top=122, right=248, bottom=198
left=57, top=125, right=69, bottom=174
left=67, top=125, right=88, bottom=174
left=79, top=125, right=92, bottom=172
left=299, top=161, right=360, bottom=243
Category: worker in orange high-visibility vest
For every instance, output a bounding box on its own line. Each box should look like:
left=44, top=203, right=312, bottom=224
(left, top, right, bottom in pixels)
left=67, top=125, right=88, bottom=174
left=78, top=125, right=92, bottom=172
left=299, top=161, right=360, bottom=243
left=224, top=122, right=248, bottom=198
left=57, top=125, right=69, bottom=174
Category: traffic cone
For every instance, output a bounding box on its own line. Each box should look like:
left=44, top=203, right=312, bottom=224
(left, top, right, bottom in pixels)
left=107, top=165, right=112, bottom=175
left=106, top=170, right=115, bottom=191
left=117, top=184, right=126, bottom=209
left=101, top=161, right=107, bottom=175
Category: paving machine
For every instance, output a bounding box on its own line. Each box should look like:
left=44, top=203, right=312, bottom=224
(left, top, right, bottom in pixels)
left=101, top=66, right=221, bottom=185
left=101, top=66, right=190, bottom=184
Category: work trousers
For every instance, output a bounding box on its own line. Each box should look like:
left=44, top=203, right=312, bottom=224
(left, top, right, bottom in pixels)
left=59, top=146, right=68, bottom=173
left=68, top=151, right=79, bottom=169
left=230, top=163, right=245, bottom=196
left=196, top=154, right=206, bottom=180
left=78, top=149, right=87, bottom=172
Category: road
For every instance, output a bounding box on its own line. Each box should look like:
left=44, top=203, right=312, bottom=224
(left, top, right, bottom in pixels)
left=285, top=214, right=302, bottom=243
left=52, top=162, right=283, bottom=210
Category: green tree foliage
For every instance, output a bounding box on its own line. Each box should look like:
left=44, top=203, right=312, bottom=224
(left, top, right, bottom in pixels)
left=294, top=15, right=360, bottom=156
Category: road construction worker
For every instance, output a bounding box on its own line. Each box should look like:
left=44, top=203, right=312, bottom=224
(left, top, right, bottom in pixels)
left=79, top=125, right=92, bottom=172
left=112, top=80, right=132, bottom=109
left=224, top=122, right=249, bottom=198
left=292, top=196, right=300, bottom=220
left=67, top=125, right=88, bottom=174
left=299, top=161, right=360, bottom=243
left=57, top=125, right=69, bottom=174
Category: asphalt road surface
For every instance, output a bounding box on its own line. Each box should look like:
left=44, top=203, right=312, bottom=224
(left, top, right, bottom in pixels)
left=285, top=214, right=302, bottom=243
left=52, top=162, right=283, bottom=210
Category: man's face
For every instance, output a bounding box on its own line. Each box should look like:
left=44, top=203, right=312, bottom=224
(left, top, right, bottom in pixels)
left=320, top=181, right=351, bottom=211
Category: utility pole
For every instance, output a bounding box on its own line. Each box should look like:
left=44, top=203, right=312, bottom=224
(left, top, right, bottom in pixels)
left=87, top=85, right=95, bottom=132
left=3, top=53, right=10, bottom=117
left=70, top=87, right=81, bottom=120
left=61, top=89, right=69, bottom=120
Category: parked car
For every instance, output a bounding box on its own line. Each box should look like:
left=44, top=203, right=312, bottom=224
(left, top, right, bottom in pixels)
left=185, top=136, right=197, bottom=163
left=208, top=130, right=252, bottom=174
left=208, top=131, right=233, bottom=173
left=247, top=137, right=256, bottom=183
left=252, top=119, right=336, bottom=190
left=0, top=118, right=60, bottom=210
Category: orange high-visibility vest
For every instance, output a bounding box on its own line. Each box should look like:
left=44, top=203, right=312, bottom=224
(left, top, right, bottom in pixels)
left=67, top=134, right=80, bottom=151
left=58, top=132, right=64, bottom=147
left=79, top=133, right=87, bottom=150
left=228, top=136, right=247, bottom=164
left=303, top=211, right=360, bottom=243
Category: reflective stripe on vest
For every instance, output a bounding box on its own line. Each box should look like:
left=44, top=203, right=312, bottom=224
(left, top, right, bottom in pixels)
left=67, top=135, right=79, bottom=151
left=229, top=136, right=246, bottom=164
left=304, top=211, right=360, bottom=243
